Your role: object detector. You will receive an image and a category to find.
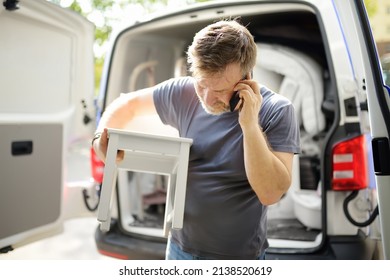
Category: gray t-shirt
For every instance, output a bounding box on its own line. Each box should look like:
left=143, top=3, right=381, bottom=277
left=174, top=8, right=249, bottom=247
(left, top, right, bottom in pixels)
left=153, top=76, right=300, bottom=259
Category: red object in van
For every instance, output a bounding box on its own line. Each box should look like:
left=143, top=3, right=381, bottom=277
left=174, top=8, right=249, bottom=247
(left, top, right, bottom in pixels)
left=90, top=147, right=104, bottom=184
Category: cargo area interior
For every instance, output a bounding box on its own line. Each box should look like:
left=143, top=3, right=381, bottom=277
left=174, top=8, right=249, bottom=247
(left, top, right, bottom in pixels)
left=103, top=3, right=335, bottom=252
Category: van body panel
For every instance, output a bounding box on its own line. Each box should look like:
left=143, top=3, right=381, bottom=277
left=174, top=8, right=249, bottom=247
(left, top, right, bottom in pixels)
left=331, top=0, right=390, bottom=259
left=0, top=0, right=95, bottom=250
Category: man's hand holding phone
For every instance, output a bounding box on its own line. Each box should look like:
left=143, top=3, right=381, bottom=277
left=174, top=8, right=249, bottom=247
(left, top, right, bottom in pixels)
left=230, top=72, right=262, bottom=128
left=229, top=73, right=250, bottom=112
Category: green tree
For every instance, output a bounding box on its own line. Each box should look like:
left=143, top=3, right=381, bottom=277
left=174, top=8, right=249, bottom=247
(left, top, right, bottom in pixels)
left=364, top=0, right=378, bottom=18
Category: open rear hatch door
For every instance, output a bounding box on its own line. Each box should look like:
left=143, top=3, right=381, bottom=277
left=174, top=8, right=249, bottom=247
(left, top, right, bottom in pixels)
left=0, top=0, right=94, bottom=252
left=331, top=0, right=390, bottom=258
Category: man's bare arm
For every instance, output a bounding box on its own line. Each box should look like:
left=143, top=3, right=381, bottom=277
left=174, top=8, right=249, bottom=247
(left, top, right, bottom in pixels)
left=92, top=87, right=156, bottom=162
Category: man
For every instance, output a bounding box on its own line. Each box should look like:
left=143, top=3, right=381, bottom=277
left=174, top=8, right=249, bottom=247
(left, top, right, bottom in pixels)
left=92, top=20, right=300, bottom=260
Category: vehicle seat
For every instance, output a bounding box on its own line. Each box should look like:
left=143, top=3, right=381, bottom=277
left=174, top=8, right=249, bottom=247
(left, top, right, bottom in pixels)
left=255, top=43, right=324, bottom=229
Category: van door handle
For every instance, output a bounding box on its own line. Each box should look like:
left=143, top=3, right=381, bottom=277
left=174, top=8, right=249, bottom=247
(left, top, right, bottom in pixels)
left=11, top=141, right=33, bottom=156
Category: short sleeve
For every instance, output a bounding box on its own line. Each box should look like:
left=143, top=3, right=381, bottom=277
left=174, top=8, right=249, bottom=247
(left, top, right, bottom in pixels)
left=153, top=76, right=198, bottom=132
left=260, top=88, right=301, bottom=154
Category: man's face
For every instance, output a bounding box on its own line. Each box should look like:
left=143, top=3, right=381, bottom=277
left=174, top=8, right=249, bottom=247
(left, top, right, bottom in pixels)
left=193, top=63, right=243, bottom=115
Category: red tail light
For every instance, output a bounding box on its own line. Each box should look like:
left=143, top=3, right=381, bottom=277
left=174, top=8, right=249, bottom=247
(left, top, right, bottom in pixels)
left=332, top=135, right=368, bottom=191
left=90, top=147, right=104, bottom=184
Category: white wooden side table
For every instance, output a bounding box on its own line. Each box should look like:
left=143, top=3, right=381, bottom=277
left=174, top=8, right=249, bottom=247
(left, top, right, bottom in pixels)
left=97, top=128, right=192, bottom=237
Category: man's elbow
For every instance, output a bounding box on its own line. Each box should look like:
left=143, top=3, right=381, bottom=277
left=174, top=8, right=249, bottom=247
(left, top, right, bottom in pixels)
left=257, top=179, right=291, bottom=206
left=258, top=193, right=283, bottom=206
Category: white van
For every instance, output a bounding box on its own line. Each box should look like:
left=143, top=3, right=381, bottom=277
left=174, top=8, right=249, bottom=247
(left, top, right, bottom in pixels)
left=1, top=0, right=389, bottom=260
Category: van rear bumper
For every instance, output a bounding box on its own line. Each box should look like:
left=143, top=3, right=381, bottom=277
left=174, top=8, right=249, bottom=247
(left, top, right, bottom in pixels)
left=95, top=220, right=378, bottom=260
left=94, top=219, right=166, bottom=260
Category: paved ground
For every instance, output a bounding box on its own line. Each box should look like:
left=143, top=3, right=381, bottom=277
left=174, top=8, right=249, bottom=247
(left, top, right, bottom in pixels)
left=0, top=217, right=111, bottom=260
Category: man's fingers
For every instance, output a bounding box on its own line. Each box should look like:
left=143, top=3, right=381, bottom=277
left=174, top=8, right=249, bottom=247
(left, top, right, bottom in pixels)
left=101, top=128, right=124, bottom=162
left=101, top=128, right=109, bottom=145
left=117, top=150, right=125, bottom=162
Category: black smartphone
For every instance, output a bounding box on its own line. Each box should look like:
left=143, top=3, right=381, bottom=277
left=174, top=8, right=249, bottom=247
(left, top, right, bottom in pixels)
left=229, top=91, right=241, bottom=112
left=229, top=72, right=251, bottom=112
